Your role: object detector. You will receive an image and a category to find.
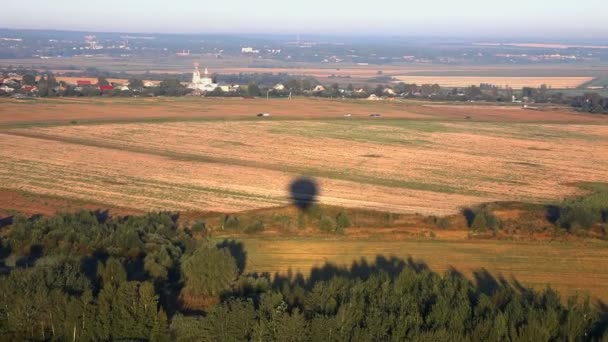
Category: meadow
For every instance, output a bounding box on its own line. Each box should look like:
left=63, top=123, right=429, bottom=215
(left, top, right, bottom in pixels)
left=227, top=236, right=608, bottom=303
left=1, top=97, right=607, bottom=215
left=392, top=76, right=593, bottom=89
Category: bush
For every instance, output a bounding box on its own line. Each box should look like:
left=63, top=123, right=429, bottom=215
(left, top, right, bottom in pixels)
left=306, top=204, right=323, bottom=219
left=319, top=215, right=336, bottom=233
left=223, top=215, right=240, bottom=230
left=191, top=221, right=207, bottom=234
left=336, top=211, right=352, bottom=229
left=437, top=217, right=451, bottom=229
left=557, top=206, right=600, bottom=230
left=470, top=208, right=500, bottom=232
left=272, top=215, right=293, bottom=231
left=471, top=213, right=487, bottom=232
left=297, top=214, right=306, bottom=230
left=244, top=221, right=265, bottom=234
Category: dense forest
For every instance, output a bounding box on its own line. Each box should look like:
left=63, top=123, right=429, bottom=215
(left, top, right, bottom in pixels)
left=0, top=210, right=607, bottom=341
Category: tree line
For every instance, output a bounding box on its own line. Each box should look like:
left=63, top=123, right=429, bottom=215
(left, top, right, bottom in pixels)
left=0, top=210, right=607, bottom=341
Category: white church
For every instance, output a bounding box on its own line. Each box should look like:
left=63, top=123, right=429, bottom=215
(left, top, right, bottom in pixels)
left=188, top=63, right=219, bottom=92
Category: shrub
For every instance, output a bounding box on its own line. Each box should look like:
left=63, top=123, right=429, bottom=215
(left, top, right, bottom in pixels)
left=471, top=213, right=487, bottom=232
left=557, top=206, right=600, bottom=230
left=191, top=221, right=206, bottom=234
left=244, top=221, right=265, bottom=234
left=273, top=215, right=293, bottom=231
left=485, top=211, right=500, bottom=231
left=470, top=208, right=500, bottom=232
left=306, top=204, right=323, bottom=219
left=319, top=215, right=336, bottom=233
left=384, top=212, right=394, bottom=225
left=297, top=214, right=306, bottom=230
left=336, top=211, right=352, bottom=229
left=437, top=217, right=451, bottom=229
left=223, top=215, right=240, bottom=230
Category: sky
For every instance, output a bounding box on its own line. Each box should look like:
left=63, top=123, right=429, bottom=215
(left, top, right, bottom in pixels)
left=1, top=0, right=607, bottom=39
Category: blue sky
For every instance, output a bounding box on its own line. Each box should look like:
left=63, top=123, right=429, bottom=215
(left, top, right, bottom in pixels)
left=1, top=0, right=606, bottom=38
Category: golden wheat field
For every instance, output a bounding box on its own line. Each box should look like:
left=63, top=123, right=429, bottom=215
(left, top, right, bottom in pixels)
left=393, top=76, right=593, bottom=89
left=234, top=237, right=608, bottom=303
left=0, top=97, right=607, bottom=215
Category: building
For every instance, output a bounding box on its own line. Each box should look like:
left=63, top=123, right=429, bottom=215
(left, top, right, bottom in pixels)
left=77, top=80, right=92, bottom=86
left=313, top=85, right=325, bottom=92
left=219, top=85, right=240, bottom=93
left=187, top=63, right=218, bottom=92
left=241, top=47, right=259, bottom=54
left=0, top=85, right=14, bottom=93
left=273, top=84, right=286, bottom=91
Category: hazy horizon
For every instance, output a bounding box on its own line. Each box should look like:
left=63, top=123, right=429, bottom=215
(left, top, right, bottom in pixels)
left=2, top=0, right=607, bottom=40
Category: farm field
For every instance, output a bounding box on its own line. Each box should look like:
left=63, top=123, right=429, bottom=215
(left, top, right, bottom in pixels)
left=392, top=76, right=593, bottom=89
left=0, top=97, right=607, bottom=215
left=232, top=237, right=608, bottom=303
left=3, top=56, right=608, bottom=84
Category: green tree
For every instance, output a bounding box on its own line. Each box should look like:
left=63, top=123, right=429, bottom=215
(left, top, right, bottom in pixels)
left=21, top=74, right=36, bottom=86
left=247, top=82, right=261, bottom=96
left=180, top=246, right=238, bottom=298
left=128, top=77, right=144, bottom=89
left=159, top=78, right=188, bottom=96
left=97, top=77, right=110, bottom=86
left=471, top=212, right=487, bottom=232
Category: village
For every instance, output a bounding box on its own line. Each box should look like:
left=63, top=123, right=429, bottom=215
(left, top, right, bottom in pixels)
left=0, top=63, right=560, bottom=105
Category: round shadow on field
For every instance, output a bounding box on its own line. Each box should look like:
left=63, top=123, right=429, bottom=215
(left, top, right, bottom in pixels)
left=289, top=177, right=319, bottom=210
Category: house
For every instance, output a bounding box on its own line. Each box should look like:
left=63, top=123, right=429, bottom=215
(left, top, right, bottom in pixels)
left=22, top=86, right=38, bottom=93
left=116, top=85, right=130, bottom=91
left=241, top=47, right=259, bottom=54
left=77, top=80, right=92, bottom=86
left=0, top=85, right=14, bottom=93
left=273, top=84, right=285, bottom=91
left=2, top=79, right=20, bottom=87
left=99, top=85, right=114, bottom=92
left=383, top=88, right=396, bottom=95
left=219, top=84, right=240, bottom=92
left=143, top=81, right=158, bottom=88
left=367, top=94, right=381, bottom=101
left=313, top=85, right=325, bottom=92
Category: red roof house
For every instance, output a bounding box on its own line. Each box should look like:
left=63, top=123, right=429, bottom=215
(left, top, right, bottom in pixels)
left=99, top=85, right=114, bottom=92
left=77, top=80, right=92, bottom=86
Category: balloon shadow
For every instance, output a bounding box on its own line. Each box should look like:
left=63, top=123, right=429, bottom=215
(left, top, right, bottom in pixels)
left=289, top=177, right=319, bottom=210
